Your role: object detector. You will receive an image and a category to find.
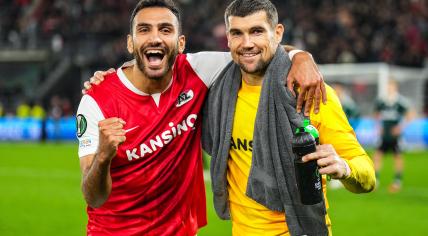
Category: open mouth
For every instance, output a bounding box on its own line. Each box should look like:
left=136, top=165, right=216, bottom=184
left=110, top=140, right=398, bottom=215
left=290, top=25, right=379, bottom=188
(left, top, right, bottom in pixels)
left=144, top=49, right=166, bottom=67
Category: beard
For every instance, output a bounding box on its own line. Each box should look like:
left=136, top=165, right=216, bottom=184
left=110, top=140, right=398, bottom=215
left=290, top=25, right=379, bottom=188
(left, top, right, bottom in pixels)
left=236, top=49, right=270, bottom=76
left=133, top=42, right=179, bottom=81
left=238, top=59, right=268, bottom=76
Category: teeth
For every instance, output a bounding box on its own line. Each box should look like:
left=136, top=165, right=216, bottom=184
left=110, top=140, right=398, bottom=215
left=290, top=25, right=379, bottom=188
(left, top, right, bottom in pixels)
left=146, top=50, right=164, bottom=54
left=242, top=53, right=258, bottom=57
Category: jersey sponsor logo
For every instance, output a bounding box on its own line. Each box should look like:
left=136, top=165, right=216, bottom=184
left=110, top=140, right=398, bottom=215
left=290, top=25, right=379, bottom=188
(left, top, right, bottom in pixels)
left=126, top=114, right=198, bottom=161
left=176, top=90, right=194, bottom=107
left=76, top=114, right=87, bottom=137
left=230, top=137, right=253, bottom=152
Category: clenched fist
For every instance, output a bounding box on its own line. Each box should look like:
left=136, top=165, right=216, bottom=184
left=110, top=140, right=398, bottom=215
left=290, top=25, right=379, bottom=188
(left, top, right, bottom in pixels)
left=97, top=118, right=126, bottom=160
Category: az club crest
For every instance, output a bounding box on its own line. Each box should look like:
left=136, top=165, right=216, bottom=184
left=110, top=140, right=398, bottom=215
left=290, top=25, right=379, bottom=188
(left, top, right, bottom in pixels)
left=176, top=90, right=194, bottom=107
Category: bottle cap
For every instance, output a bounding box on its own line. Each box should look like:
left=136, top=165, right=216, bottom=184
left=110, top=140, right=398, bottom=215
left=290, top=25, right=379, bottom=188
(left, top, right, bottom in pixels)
left=296, top=118, right=320, bottom=142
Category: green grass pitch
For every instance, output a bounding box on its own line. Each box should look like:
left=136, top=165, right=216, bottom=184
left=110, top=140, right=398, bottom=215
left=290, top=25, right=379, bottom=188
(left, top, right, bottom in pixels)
left=0, top=143, right=427, bottom=235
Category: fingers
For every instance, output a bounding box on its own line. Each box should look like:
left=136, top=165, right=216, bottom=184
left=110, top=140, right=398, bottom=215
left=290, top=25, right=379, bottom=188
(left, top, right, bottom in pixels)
left=101, top=125, right=126, bottom=134
left=313, top=85, right=321, bottom=114
left=99, top=118, right=126, bottom=147
left=316, top=155, right=336, bottom=167
left=99, top=120, right=126, bottom=130
left=287, top=76, right=297, bottom=98
left=296, top=87, right=307, bottom=114
left=106, top=133, right=126, bottom=144
left=302, top=150, right=330, bottom=162
left=302, top=144, right=347, bottom=179
left=320, top=75, right=327, bottom=104
left=90, top=68, right=115, bottom=87
left=302, top=145, right=335, bottom=163
left=92, top=71, right=105, bottom=85
left=84, top=81, right=91, bottom=90
left=318, top=164, right=339, bottom=176
left=304, top=87, right=315, bottom=116
left=319, top=161, right=347, bottom=179
left=98, top=118, right=126, bottom=127
left=82, top=81, right=91, bottom=95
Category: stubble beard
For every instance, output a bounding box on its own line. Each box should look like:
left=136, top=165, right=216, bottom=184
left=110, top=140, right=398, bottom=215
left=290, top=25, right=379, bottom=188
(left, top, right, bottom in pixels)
left=134, top=43, right=179, bottom=81
left=238, top=58, right=268, bottom=76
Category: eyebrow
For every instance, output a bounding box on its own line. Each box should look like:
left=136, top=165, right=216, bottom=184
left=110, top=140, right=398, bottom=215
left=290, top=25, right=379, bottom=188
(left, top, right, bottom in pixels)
left=250, top=26, right=265, bottom=31
left=229, top=25, right=266, bottom=33
left=228, top=28, right=242, bottom=33
left=158, top=23, right=174, bottom=28
left=136, top=22, right=175, bottom=28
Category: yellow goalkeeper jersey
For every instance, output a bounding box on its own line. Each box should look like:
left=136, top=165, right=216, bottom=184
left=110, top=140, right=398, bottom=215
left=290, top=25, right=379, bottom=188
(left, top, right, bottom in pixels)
left=227, top=80, right=374, bottom=236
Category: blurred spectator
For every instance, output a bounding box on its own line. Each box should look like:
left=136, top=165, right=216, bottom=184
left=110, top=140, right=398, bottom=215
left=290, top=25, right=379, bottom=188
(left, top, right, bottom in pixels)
left=16, top=99, right=31, bottom=118
left=0, top=0, right=426, bottom=67
left=49, top=95, right=63, bottom=141
left=61, top=97, right=73, bottom=116
left=0, top=0, right=426, bottom=142
left=30, top=100, right=46, bottom=120
left=0, top=101, right=3, bottom=117
left=49, top=95, right=63, bottom=119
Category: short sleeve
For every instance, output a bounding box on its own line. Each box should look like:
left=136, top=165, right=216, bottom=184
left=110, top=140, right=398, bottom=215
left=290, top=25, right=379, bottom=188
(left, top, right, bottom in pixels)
left=186, top=51, right=232, bottom=88
left=76, top=95, right=105, bottom=158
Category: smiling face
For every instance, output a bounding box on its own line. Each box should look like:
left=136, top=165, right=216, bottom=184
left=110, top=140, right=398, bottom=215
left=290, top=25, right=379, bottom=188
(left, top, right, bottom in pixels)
left=226, top=10, right=283, bottom=76
left=127, top=7, right=185, bottom=80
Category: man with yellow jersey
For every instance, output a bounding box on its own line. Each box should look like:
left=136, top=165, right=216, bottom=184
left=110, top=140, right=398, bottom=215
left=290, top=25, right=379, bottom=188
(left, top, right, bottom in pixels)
left=202, top=0, right=376, bottom=235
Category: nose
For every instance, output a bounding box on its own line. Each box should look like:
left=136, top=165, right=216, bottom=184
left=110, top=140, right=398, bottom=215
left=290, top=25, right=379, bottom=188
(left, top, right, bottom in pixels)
left=148, top=30, right=162, bottom=46
left=242, top=34, right=254, bottom=49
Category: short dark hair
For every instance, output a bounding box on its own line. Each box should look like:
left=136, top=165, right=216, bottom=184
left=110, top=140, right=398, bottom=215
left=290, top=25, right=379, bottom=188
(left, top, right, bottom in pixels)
left=130, top=0, right=181, bottom=33
left=224, top=0, right=278, bottom=28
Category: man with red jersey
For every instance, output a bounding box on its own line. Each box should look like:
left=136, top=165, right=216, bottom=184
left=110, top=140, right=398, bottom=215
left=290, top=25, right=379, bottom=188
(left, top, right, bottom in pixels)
left=76, top=0, right=324, bottom=235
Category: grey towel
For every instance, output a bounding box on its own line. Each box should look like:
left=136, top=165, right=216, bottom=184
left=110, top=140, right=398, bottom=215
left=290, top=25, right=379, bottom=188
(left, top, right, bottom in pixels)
left=202, top=47, right=328, bottom=236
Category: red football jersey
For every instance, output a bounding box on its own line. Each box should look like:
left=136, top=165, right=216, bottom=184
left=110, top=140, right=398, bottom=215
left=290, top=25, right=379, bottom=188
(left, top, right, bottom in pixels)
left=76, top=52, right=231, bottom=235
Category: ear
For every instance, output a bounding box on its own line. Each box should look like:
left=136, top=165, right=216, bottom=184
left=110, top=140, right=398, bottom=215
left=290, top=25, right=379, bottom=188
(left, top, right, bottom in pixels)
left=226, top=31, right=231, bottom=49
left=275, top=24, right=285, bottom=43
left=178, top=35, right=186, bottom=53
left=127, top=34, right=134, bottom=54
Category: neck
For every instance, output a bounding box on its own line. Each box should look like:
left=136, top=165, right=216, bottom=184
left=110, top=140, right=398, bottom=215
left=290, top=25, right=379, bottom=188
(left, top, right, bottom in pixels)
left=241, top=70, right=264, bottom=86
left=123, top=65, right=173, bottom=94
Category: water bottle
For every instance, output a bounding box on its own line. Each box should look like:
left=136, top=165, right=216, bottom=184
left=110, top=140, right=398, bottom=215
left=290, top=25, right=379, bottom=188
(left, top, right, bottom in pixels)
left=292, top=119, right=323, bottom=205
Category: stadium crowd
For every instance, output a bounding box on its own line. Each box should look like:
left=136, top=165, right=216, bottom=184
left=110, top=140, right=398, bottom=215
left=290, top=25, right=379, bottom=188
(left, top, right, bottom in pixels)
left=1, top=0, right=427, bottom=67
left=0, top=0, right=427, bottom=116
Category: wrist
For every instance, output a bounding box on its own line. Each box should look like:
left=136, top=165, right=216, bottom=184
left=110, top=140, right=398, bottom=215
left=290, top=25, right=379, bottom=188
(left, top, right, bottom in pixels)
left=341, top=159, right=351, bottom=179
left=95, top=151, right=114, bottom=164
left=289, top=49, right=311, bottom=61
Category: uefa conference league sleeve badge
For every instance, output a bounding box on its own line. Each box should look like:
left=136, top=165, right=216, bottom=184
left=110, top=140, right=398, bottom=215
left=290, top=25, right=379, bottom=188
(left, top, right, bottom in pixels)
left=76, top=114, right=87, bottom=138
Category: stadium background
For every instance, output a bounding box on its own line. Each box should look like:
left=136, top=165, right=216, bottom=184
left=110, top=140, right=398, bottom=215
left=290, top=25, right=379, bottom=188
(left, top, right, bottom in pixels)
left=0, top=0, right=427, bottom=235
